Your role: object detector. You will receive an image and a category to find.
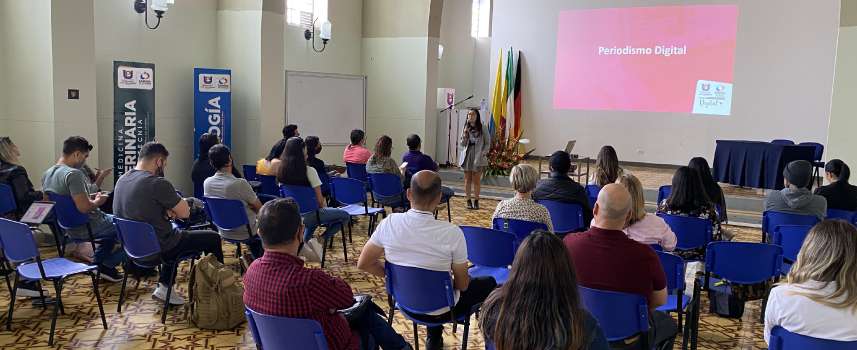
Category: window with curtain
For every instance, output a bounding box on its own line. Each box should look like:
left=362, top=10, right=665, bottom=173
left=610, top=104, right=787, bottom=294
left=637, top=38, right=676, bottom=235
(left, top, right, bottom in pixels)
left=286, top=0, right=328, bottom=29
left=471, top=0, right=491, bottom=38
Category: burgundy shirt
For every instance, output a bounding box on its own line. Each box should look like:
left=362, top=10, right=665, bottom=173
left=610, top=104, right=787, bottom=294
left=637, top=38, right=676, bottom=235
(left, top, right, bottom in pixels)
left=564, top=226, right=666, bottom=306
left=243, top=251, right=358, bottom=350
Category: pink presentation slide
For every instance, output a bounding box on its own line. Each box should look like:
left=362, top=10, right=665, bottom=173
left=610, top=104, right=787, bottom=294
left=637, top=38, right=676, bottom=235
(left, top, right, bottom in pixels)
left=552, top=5, right=738, bottom=115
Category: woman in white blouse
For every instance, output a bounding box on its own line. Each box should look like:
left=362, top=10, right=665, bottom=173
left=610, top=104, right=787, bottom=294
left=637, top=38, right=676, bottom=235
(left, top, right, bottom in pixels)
left=764, top=219, right=857, bottom=343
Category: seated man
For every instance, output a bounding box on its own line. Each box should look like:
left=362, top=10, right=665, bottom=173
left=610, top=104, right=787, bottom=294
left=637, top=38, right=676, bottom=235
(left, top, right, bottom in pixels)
left=244, top=198, right=410, bottom=350
left=764, top=160, right=827, bottom=220
left=203, top=144, right=263, bottom=259
left=533, top=150, right=592, bottom=228
left=357, top=170, right=496, bottom=350
left=113, top=142, right=224, bottom=305
left=564, top=184, right=676, bottom=349
left=343, top=129, right=372, bottom=165
left=41, top=136, right=124, bottom=281
left=401, top=134, right=454, bottom=201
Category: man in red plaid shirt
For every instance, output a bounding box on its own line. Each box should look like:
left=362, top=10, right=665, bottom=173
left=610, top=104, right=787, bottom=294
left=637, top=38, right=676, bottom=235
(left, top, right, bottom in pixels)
left=243, top=198, right=410, bottom=350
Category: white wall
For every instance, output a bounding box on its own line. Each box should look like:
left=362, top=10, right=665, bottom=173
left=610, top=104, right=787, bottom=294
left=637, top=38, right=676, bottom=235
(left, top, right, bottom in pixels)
left=94, top=0, right=218, bottom=192
left=438, top=0, right=475, bottom=100
left=490, top=0, right=841, bottom=165
left=827, top=25, right=857, bottom=166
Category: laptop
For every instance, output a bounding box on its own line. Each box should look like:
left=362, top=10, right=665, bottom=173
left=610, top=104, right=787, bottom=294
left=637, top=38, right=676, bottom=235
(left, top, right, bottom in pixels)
left=20, top=201, right=54, bottom=225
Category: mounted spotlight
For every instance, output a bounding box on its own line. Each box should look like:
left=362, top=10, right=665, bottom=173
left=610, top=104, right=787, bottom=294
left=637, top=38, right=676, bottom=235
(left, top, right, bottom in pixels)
left=133, top=0, right=175, bottom=30
left=304, top=18, right=332, bottom=53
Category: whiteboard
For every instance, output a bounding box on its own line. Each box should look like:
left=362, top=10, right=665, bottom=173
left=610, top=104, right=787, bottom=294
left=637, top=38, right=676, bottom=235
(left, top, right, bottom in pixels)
left=285, top=71, right=366, bottom=145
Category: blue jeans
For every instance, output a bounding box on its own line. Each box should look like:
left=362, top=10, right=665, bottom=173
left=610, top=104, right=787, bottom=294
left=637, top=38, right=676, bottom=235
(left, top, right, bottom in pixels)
left=353, top=309, right=409, bottom=350
left=83, top=214, right=125, bottom=269
left=302, top=208, right=351, bottom=242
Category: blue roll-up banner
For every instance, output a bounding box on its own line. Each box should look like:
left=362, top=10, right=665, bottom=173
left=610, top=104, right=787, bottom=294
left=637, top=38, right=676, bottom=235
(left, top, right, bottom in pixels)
left=193, top=68, right=232, bottom=159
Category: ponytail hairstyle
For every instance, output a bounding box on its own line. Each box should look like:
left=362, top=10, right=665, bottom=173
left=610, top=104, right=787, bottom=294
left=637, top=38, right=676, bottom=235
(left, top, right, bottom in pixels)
left=824, top=159, right=850, bottom=183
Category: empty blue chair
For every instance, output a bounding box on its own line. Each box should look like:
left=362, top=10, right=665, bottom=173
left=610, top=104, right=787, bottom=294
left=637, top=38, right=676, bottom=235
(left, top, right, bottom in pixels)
left=258, top=175, right=279, bottom=197
left=369, top=173, right=408, bottom=210
left=280, top=185, right=348, bottom=268
left=769, top=326, right=857, bottom=350
left=461, top=226, right=515, bottom=285
left=204, top=197, right=259, bottom=262
left=585, top=184, right=600, bottom=208
left=492, top=218, right=548, bottom=250
left=826, top=208, right=857, bottom=224
left=331, top=177, right=386, bottom=237
left=0, top=183, right=15, bottom=216
left=243, top=164, right=258, bottom=181
left=704, top=242, right=783, bottom=323
left=658, top=213, right=713, bottom=254
left=771, top=139, right=795, bottom=145
left=535, top=200, right=584, bottom=234
left=771, top=225, right=812, bottom=275
left=762, top=211, right=819, bottom=243
left=578, top=286, right=649, bottom=345
left=657, top=185, right=672, bottom=205
left=0, top=218, right=107, bottom=346
left=656, top=251, right=690, bottom=330
left=47, top=192, right=101, bottom=255
left=245, top=307, right=329, bottom=350
left=385, top=263, right=477, bottom=350
left=113, top=217, right=200, bottom=323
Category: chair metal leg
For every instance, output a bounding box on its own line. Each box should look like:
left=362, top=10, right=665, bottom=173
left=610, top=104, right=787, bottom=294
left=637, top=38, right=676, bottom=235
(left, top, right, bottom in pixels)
left=235, top=243, right=242, bottom=258
left=161, top=264, right=178, bottom=324
left=50, top=222, right=64, bottom=257
left=387, top=294, right=395, bottom=325
left=117, top=267, right=129, bottom=313
left=340, top=226, right=348, bottom=262
left=6, top=275, right=18, bottom=331
left=48, top=280, right=62, bottom=346
left=90, top=273, right=108, bottom=329
left=461, top=318, right=470, bottom=350
left=412, top=322, right=419, bottom=350
left=320, top=237, right=329, bottom=268
left=37, top=280, right=46, bottom=310
left=447, top=199, right=452, bottom=222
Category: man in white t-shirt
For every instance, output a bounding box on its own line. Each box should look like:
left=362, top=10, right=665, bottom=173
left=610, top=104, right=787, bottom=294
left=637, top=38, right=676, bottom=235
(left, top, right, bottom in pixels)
left=358, top=170, right=497, bottom=350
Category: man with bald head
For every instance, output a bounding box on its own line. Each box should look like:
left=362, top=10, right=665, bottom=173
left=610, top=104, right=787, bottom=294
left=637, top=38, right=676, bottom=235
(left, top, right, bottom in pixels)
left=358, top=170, right=496, bottom=350
left=564, top=183, right=677, bottom=349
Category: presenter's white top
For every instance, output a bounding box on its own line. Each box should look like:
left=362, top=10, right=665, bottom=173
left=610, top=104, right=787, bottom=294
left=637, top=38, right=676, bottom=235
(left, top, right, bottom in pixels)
left=368, top=209, right=468, bottom=314
left=764, top=280, right=857, bottom=343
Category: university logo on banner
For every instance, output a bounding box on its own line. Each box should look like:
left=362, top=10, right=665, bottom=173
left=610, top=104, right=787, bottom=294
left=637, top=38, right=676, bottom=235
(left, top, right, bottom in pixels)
left=198, top=74, right=231, bottom=93
left=117, top=66, right=154, bottom=90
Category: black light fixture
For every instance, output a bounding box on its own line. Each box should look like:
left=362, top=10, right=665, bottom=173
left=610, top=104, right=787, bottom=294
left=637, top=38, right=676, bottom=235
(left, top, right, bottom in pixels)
left=133, top=0, right=174, bottom=30
left=304, top=18, right=332, bottom=53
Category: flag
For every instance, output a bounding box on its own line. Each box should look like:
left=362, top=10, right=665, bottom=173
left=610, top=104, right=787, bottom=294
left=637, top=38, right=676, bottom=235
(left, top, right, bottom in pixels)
left=512, top=50, right=522, bottom=138
left=499, top=47, right=512, bottom=140
left=489, top=49, right=504, bottom=139
left=505, top=49, right=518, bottom=139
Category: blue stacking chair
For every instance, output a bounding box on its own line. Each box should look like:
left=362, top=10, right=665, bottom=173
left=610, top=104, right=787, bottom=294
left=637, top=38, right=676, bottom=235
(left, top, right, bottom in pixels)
left=585, top=184, right=600, bottom=208
left=769, top=326, right=857, bottom=350
left=535, top=200, right=584, bottom=235
left=0, top=218, right=107, bottom=346
left=331, top=177, right=386, bottom=238
left=385, top=263, right=478, bottom=350
left=245, top=307, right=329, bottom=350
left=47, top=192, right=103, bottom=256
left=280, top=185, right=348, bottom=268
left=318, top=169, right=332, bottom=198
left=658, top=213, right=713, bottom=256
left=461, top=226, right=515, bottom=285
left=258, top=175, right=279, bottom=197
left=703, top=241, right=782, bottom=323
left=826, top=208, right=857, bottom=224
left=346, top=162, right=370, bottom=183
left=204, top=197, right=260, bottom=265
left=771, top=224, right=812, bottom=275
left=0, top=184, right=15, bottom=216
left=761, top=211, right=819, bottom=243
left=113, top=217, right=200, bottom=323
left=771, top=139, right=795, bottom=145
left=242, top=165, right=258, bottom=181
left=656, top=251, right=692, bottom=331
left=657, top=185, right=672, bottom=205
left=579, top=286, right=649, bottom=346
left=798, top=142, right=825, bottom=188
left=369, top=173, right=409, bottom=210
left=492, top=218, right=548, bottom=251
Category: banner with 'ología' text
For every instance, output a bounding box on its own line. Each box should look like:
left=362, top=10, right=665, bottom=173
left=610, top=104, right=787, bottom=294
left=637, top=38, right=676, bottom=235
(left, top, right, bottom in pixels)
left=113, top=61, right=155, bottom=183
left=193, top=68, right=231, bottom=159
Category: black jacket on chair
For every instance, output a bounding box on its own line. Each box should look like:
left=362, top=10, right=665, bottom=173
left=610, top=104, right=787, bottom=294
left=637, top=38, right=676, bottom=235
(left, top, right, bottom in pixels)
left=532, top=172, right=593, bottom=228
left=814, top=180, right=857, bottom=211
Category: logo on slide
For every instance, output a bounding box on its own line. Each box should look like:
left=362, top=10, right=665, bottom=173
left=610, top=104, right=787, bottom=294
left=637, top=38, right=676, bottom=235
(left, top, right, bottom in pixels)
left=701, top=83, right=710, bottom=92
left=692, top=80, right=732, bottom=116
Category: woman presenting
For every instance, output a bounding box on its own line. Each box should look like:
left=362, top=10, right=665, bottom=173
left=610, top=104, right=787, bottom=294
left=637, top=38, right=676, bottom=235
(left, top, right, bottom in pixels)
left=458, top=108, right=490, bottom=210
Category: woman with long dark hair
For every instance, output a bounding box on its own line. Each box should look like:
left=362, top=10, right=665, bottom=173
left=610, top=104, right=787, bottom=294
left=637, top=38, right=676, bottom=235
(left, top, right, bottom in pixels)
left=815, top=159, right=857, bottom=211
left=276, top=137, right=349, bottom=247
left=192, top=133, right=241, bottom=191
left=688, top=157, right=727, bottom=222
left=480, top=231, right=609, bottom=350
left=458, top=108, right=490, bottom=210
left=590, top=145, right=624, bottom=187
left=658, top=166, right=720, bottom=245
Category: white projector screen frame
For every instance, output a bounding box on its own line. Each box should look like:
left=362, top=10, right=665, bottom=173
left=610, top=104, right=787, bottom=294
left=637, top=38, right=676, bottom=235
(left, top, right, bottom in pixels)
left=285, top=70, right=367, bottom=145
left=490, top=0, right=840, bottom=165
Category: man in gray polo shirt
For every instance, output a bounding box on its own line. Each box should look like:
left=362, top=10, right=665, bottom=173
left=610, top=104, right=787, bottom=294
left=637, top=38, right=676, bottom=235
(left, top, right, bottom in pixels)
left=204, top=144, right=263, bottom=258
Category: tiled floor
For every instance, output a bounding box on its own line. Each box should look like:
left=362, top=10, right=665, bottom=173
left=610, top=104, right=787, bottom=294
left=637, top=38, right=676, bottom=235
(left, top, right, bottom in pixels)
left=0, top=195, right=770, bottom=349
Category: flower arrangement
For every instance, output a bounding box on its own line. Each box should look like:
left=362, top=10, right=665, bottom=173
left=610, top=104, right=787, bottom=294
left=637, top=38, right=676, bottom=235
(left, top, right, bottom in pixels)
left=483, top=134, right=524, bottom=177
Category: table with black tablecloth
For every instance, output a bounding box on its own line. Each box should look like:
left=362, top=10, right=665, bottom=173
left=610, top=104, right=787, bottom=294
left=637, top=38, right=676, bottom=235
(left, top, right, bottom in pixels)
left=712, top=140, right=816, bottom=190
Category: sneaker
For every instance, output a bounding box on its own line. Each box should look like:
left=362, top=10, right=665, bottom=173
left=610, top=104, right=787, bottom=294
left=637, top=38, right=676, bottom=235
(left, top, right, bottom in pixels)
left=152, top=283, right=185, bottom=305
left=98, top=266, right=123, bottom=283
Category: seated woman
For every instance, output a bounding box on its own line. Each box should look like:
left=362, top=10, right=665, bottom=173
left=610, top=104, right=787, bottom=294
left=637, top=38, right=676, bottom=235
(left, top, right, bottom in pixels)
left=480, top=230, right=609, bottom=350
left=764, top=219, right=857, bottom=344
left=589, top=145, right=624, bottom=187
left=619, top=174, right=677, bottom=251
left=366, top=135, right=406, bottom=208
left=688, top=157, right=728, bottom=222
left=658, top=166, right=719, bottom=256
left=276, top=137, right=349, bottom=254
left=304, top=136, right=331, bottom=198
left=492, top=164, right=553, bottom=231
left=256, top=139, right=285, bottom=176
left=814, top=159, right=857, bottom=211
left=0, top=137, right=45, bottom=218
